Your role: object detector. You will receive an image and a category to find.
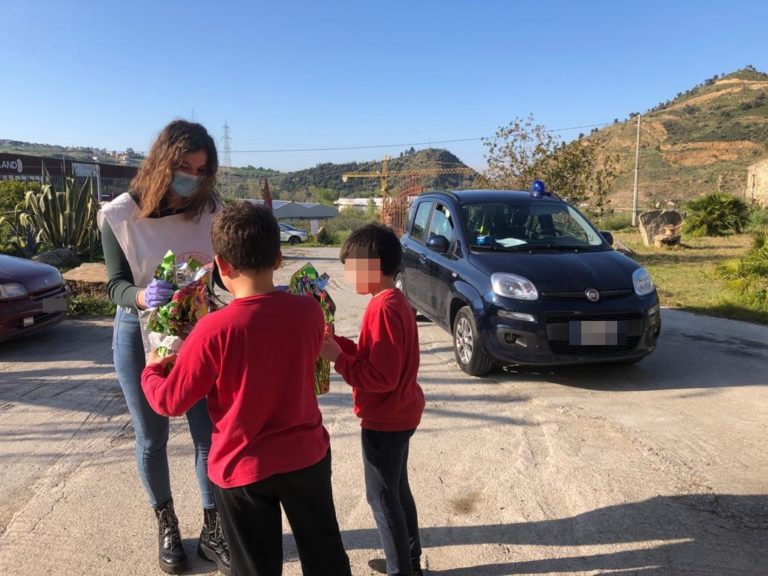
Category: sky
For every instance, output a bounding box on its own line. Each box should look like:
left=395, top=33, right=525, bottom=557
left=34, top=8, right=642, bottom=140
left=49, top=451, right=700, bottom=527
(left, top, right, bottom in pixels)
left=1, top=0, right=767, bottom=172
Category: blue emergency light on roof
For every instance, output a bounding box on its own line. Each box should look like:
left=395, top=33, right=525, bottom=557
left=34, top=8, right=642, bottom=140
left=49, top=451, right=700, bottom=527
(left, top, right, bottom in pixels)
left=531, top=180, right=546, bottom=198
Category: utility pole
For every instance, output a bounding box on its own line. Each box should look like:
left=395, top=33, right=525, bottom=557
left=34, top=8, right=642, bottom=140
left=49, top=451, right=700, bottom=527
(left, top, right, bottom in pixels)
left=222, top=121, right=232, bottom=196
left=632, top=115, right=641, bottom=227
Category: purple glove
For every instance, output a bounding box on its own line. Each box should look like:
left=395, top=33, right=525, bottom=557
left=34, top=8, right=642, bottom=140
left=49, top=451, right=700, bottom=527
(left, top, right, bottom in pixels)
left=144, top=279, right=174, bottom=308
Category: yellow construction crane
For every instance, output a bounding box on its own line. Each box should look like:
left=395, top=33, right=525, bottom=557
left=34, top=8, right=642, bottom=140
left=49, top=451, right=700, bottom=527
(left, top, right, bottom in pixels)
left=341, top=155, right=476, bottom=199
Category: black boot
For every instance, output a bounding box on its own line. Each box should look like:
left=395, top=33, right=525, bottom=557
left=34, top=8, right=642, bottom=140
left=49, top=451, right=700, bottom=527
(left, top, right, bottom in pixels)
left=154, top=499, right=188, bottom=574
left=198, top=507, right=231, bottom=575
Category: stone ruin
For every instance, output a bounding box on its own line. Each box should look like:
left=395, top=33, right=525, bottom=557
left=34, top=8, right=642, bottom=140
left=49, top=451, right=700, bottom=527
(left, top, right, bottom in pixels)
left=638, top=210, right=685, bottom=247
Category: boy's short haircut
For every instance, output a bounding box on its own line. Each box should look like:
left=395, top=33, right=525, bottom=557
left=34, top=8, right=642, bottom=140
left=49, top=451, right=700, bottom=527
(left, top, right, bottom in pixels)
left=340, top=223, right=402, bottom=276
left=212, top=202, right=280, bottom=272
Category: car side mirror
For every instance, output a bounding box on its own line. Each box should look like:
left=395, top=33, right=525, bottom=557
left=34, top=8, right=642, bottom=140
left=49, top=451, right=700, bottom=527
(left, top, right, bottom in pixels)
left=600, top=231, right=614, bottom=246
left=426, top=234, right=450, bottom=254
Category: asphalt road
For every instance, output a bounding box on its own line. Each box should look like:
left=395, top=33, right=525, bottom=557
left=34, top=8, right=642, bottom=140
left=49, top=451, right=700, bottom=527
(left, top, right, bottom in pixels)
left=1, top=247, right=766, bottom=575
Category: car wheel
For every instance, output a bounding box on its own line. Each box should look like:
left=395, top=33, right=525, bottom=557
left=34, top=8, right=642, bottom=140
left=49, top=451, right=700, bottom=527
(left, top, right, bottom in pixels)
left=453, top=306, right=494, bottom=376
left=289, top=236, right=301, bottom=245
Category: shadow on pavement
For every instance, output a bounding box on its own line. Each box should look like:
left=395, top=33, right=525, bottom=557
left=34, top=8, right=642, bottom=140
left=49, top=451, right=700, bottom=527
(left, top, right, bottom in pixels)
left=324, top=494, right=766, bottom=575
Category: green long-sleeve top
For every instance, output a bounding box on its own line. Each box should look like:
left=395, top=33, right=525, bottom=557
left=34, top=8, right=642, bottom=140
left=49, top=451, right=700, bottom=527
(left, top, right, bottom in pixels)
left=102, top=197, right=224, bottom=309
left=102, top=193, right=190, bottom=310
left=102, top=218, right=142, bottom=310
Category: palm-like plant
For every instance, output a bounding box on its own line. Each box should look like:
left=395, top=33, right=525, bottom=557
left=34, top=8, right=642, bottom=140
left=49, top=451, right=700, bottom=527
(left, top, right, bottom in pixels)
left=683, top=193, right=750, bottom=237
left=718, top=230, right=768, bottom=309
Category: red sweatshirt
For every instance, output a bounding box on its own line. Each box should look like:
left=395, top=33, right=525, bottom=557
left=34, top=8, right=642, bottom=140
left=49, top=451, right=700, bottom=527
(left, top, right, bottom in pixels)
left=141, top=291, right=330, bottom=488
left=334, top=288, right=424, bottom=431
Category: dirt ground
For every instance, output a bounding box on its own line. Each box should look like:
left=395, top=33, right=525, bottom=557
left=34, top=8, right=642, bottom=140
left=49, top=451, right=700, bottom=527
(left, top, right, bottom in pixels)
left=0, top=246, right=766, bottom=575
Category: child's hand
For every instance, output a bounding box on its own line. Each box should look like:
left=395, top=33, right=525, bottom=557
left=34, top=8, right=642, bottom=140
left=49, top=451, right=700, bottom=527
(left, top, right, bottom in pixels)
left=147, top=350, right=177, bottom=373
left=319, top=332, right=342, bottom=362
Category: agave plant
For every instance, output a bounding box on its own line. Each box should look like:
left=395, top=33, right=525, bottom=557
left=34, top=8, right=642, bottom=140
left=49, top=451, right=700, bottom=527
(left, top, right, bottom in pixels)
left=0, top=204, right=40, bottom=257
left=24, top=175, right=97, bottom=253
left=683, top=193, right=750, bottom=237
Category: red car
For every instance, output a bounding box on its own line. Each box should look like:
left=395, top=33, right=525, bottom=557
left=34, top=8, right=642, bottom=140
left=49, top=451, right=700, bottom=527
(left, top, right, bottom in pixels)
left=0, top=255, right=69, bottom=342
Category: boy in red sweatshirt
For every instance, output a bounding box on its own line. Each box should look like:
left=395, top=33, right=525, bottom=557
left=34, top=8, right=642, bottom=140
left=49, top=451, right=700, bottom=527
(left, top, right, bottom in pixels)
left=319, top=223, right=425, bottom=576
left=142, top=202, right=351, bottom=576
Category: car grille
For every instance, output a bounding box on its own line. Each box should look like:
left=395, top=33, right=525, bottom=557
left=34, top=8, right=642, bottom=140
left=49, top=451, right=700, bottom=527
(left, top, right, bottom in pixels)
left=540, top=289, right=634, bottom=301
left=546, top=312, right=644, bottom=355
left=29, top=284, right=66, bottom=300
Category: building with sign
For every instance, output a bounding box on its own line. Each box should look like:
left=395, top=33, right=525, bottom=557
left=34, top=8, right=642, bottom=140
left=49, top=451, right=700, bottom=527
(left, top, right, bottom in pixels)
left=0, top=153, right=138, bottom=200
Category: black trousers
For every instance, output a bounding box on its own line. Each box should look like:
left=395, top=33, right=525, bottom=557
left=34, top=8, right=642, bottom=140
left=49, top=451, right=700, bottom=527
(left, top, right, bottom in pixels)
left=362, top=428, right=422, bottom=576
left=213, top=449, right=351, bottom=576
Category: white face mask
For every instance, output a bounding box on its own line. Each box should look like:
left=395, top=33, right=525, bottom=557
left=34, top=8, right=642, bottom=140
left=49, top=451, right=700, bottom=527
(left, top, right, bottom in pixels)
left=171, top=171, right=201, bottom=197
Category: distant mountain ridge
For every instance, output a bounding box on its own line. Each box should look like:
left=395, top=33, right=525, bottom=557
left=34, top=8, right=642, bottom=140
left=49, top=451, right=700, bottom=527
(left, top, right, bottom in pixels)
left=0, top=139, right=476, bottom=201
left=223, top=148, right=478, bottom=201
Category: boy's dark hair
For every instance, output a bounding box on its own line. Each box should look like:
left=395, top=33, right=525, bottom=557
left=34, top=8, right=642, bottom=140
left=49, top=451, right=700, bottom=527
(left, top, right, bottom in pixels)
left=340, top=223, right=401, bottom=276
left=211, top=202, right=280, bottom=272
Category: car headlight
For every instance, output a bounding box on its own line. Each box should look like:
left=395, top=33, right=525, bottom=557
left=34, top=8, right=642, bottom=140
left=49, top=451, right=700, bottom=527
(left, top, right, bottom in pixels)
left=632, top=268, right=655, bottom=296
left=0, top=283, right=29, bottom=300
left=491, top=273, right=538, bottom=300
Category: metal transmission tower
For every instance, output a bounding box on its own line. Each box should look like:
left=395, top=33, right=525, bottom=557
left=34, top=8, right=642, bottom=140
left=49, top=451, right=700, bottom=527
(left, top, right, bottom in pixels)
left=222, top=122, right=232, bottom=196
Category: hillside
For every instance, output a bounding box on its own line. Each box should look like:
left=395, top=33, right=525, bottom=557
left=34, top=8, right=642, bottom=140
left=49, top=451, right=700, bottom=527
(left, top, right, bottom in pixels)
left=0, top=137, right=476, bottom=202
left=594, top=66, right=768, bottom=208
left=222, top=148, right=477, bottom=201
left=0, top=139, right=144, bottom=166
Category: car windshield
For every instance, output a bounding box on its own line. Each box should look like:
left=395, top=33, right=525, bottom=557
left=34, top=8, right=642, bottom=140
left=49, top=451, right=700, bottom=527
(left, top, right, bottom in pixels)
left=460, top=200, right=606, bottom=250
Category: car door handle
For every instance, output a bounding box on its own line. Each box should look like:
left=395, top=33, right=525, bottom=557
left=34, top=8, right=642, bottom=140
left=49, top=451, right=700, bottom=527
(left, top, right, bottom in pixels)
left=418, top=254, right=427, bottom=264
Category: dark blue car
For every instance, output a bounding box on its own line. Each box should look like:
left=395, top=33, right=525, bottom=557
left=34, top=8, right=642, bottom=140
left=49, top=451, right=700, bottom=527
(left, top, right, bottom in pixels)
left=397, top=188, right=661, bottom=376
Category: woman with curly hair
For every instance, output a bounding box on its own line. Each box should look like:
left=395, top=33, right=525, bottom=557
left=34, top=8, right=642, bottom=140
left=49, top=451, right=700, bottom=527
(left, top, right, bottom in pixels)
left=99, top=120, right=229, bottom=574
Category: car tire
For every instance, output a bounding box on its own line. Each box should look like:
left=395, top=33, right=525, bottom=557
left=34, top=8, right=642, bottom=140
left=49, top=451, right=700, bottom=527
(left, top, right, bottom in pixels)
left=453, top=306, right=494, bottom=376
left=289, top=236, right=301, bottom=245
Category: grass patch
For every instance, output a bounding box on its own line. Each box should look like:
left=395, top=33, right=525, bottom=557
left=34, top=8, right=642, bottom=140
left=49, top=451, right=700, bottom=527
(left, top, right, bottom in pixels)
left=68, top=294, right=116, bottom=318
left=614, top=230, right=768, bottom=324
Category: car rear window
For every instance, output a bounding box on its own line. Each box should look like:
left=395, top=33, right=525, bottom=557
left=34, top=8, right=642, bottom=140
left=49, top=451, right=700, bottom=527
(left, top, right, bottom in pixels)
left=410, top=201, right=433, bottom=242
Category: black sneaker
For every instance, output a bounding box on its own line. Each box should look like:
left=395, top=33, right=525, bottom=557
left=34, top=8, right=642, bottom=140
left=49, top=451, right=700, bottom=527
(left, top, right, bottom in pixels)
left=367, top=558, right=388, bottom=574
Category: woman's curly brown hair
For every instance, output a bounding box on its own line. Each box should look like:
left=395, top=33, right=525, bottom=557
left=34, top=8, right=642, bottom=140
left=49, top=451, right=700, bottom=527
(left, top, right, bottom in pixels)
left=131, top=120, right=220, bottom=220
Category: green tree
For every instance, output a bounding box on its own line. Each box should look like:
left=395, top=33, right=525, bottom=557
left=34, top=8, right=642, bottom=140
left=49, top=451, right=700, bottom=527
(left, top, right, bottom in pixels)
left=367, top=197, right=379, bottom=220
left=482, top=115, right=618, bottom=212
left=537, top=138, right=618, bottom=214
left=481, top=115, right=557, bottom=190
left=311, top=187, right=339, bottom=206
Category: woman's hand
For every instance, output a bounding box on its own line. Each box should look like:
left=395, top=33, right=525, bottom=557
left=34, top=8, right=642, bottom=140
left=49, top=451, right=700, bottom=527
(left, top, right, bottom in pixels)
left=319, top=332, right=342, bottom=363
left=143, top=279, right=175, bottom=309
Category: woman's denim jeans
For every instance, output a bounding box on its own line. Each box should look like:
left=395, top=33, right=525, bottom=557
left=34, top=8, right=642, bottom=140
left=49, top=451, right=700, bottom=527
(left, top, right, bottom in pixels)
left=112, top=306, right=214, bottom=509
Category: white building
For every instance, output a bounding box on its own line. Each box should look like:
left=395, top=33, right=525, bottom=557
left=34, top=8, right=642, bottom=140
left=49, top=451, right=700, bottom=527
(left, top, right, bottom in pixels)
left=335, top=197, right=384, bottom=212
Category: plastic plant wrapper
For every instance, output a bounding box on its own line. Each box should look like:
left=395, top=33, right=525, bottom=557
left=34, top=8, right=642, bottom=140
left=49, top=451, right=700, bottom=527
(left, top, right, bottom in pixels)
left=288, top=262, right=336, bottom=395
left=139, top=250, right=217, bottom=358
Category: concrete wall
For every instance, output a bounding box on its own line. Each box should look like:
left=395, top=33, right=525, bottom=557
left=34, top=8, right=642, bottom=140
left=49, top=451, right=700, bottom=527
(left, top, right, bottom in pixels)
left=747, top=158, right=768, bottom=207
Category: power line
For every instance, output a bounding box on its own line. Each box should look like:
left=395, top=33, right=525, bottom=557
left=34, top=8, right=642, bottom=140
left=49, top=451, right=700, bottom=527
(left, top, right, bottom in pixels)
left=227, top=122, right=615, bottom=154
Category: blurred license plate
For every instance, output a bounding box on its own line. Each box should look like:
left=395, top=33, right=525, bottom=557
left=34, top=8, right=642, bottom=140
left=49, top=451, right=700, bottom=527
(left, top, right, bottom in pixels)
left=569, top=320, right=627, bottom=346
left=42, top=297, right=68, bottom=313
